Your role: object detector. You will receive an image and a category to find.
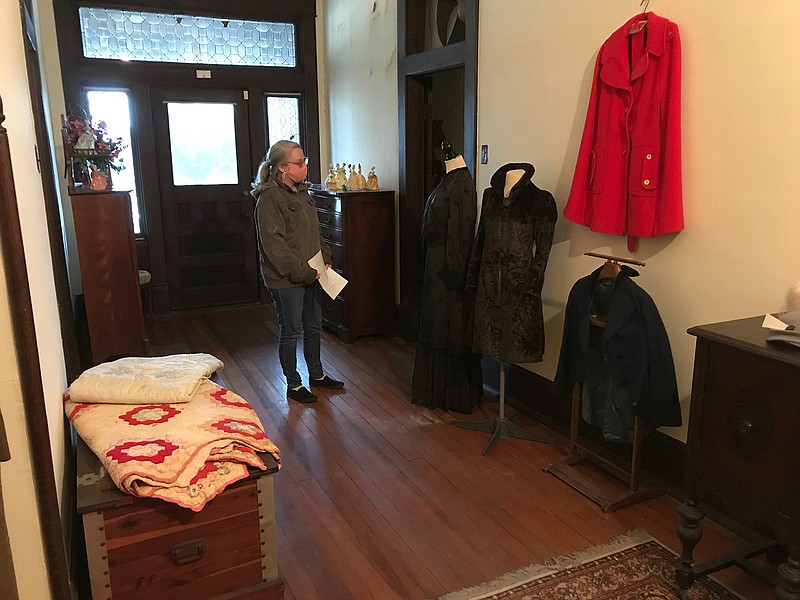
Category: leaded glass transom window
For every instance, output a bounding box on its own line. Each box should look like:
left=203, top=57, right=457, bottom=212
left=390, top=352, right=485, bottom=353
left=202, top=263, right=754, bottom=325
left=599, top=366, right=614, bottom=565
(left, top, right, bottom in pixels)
left=78, top=7, right=296, bottom=67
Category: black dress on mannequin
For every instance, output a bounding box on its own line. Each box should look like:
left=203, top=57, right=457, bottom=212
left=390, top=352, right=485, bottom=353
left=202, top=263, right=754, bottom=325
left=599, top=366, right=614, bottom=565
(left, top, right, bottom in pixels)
left=412, top=161, right=482, bottom=414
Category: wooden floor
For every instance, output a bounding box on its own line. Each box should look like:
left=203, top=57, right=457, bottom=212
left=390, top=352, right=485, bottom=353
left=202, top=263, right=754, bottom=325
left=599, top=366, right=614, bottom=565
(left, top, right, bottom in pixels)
left=150, top=304, right=775, bottom=600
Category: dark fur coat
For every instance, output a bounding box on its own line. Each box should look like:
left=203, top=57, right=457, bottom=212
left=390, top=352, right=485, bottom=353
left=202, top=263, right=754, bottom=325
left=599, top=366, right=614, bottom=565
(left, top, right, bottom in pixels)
left=467, top=163, right=557, bottom=363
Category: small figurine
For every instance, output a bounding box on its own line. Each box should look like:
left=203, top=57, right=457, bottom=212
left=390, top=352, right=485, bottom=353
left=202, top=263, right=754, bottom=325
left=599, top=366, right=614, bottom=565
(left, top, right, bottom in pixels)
left=89, top=165, right=110, bottom=191
left=325, top=164, right=338, bottom=190
left=347, top=163, right=361, bottom=190
left=357, top=164, right=367, bottom=190
left=366, top=166, right=379, bottom=190
left=335, top=163, right=347, bottom=189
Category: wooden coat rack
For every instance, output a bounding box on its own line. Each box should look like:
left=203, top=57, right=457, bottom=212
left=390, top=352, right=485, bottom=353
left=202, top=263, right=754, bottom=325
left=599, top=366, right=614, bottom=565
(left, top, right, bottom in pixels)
left=544, top=252, right=663, bottom=512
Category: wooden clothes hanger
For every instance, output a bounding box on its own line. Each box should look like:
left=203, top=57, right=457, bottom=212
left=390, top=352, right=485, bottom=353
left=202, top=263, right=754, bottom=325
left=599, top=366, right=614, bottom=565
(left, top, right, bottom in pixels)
left=598, top=260, right=622, bottom=281
left=585, top=252, right=646, bottom=327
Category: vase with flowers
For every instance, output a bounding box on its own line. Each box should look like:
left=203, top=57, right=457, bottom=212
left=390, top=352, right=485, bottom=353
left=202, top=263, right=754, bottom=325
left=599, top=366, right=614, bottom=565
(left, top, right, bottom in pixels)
left=62, top=111, right=127, bottom=192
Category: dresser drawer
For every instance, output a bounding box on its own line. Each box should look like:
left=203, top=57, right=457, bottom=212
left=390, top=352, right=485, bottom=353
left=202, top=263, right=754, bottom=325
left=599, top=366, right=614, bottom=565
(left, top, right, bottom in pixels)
left=319, top=224, right=343, bottom=245
left=314, top=195, right=341, bottom=213
left=316, top=210, right=341, bottom=229
left=329, top=242, right=344, bottom=270
left=321, top=295, right=346, bottom=327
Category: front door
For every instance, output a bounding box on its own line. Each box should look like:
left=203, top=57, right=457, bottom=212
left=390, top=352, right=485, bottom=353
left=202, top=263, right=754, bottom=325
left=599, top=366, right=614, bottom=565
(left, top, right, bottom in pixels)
left=152, top=87, right=258, bottom=309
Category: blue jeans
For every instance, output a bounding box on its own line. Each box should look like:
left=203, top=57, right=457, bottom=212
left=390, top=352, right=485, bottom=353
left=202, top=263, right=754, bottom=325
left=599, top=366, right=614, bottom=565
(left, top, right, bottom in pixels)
left=271, top=285, right=323, bottom=388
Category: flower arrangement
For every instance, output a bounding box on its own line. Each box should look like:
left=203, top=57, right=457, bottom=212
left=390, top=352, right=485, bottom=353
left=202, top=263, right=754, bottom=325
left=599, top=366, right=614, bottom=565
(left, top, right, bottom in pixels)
left=65, top=112, right=127, bottom=174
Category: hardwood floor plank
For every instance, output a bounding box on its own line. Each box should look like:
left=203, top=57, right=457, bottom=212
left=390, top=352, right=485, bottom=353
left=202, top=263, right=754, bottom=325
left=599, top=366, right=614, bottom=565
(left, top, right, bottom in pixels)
left=150, top=305, right=775, bottom=600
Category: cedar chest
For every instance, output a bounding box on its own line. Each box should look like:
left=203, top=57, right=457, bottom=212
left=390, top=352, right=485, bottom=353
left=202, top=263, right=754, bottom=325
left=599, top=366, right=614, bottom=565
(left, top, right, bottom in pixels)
left=76, top=437, right=282, bottom=600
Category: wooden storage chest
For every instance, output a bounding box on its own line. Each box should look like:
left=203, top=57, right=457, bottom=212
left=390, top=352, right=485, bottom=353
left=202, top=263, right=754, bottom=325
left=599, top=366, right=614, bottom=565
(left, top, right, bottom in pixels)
left=76, top=438, right=282, bottom=600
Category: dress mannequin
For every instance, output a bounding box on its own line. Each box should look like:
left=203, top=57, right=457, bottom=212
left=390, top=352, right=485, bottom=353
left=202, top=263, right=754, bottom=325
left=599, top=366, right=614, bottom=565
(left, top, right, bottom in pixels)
left=444, top=154, right=467, bottom=173
left=504, top=168, right=528, bottom=198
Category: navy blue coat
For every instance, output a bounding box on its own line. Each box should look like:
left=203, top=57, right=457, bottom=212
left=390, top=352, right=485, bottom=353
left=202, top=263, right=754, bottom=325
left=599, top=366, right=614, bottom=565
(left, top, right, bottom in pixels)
left=552, top=266, right=681, bottom=431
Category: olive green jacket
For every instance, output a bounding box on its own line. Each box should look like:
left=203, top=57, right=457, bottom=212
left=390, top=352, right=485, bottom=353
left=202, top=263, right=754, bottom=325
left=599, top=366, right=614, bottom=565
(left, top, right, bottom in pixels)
left=254, top=178, right=331, bottom=289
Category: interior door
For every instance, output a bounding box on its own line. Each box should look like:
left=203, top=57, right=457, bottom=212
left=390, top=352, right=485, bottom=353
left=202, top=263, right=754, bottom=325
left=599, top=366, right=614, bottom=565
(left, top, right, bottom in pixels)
left=152, top=87, right=257, bottom=309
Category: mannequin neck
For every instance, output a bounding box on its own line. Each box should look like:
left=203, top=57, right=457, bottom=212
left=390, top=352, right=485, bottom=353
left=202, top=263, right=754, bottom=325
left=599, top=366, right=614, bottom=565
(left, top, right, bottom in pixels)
left=444, top=154, right=467, bottom=173
left=504, top=169, right=527, bottom=198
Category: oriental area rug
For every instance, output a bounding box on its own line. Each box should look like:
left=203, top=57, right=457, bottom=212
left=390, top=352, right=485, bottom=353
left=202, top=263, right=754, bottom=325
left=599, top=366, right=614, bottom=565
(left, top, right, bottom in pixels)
left=436, top=530, right=741, bottom=600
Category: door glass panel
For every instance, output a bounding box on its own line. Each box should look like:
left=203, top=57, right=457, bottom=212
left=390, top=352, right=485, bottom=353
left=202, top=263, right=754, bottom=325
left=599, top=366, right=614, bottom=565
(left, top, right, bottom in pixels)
left=166, top=102, right=238, bottom=186
left=86, top=90, right=142, bottom=233
left=265, top=96, right=300, bottom=148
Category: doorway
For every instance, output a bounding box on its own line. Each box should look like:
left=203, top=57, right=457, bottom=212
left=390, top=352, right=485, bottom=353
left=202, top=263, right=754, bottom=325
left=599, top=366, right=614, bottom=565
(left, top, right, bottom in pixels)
left=397, top=0, right=478, bottom=340
left=151, top=87, right=259, bottom=309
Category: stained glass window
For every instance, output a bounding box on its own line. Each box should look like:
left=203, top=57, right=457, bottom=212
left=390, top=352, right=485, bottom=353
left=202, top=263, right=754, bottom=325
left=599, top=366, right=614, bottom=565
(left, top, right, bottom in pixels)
left=78, top=7, right=296, bottom=67
left=266, top=96, right=301, bottom=148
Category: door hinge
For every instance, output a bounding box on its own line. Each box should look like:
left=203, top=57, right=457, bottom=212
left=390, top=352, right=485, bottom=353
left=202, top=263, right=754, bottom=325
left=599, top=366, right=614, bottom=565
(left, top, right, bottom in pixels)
left=243, top=90, right=249, bottom=100
left=34, top=144, right=41, bottom=173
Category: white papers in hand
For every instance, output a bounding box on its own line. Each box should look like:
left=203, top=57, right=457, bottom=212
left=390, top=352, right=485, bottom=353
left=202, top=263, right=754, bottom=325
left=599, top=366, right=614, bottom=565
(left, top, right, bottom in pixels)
left=308, top=250, right=348, bottom=300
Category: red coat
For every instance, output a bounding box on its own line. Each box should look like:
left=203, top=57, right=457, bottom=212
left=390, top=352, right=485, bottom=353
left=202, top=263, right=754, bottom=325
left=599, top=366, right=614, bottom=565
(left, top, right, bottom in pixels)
left=564, top=12, right=682, bottom=241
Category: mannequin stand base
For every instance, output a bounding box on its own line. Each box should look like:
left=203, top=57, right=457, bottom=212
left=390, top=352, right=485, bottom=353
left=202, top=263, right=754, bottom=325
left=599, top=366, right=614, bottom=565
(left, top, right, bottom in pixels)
left=450, top=417, right=554, bottom=456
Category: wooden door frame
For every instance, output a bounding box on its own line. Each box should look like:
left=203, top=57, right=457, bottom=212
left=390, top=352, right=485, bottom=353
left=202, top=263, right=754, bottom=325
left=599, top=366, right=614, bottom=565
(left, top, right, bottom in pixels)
left=396, top=0, right=479, bottom=340
left=0, top=95, right=73, bottom=599
left=52, top=0, right=321, bottom=313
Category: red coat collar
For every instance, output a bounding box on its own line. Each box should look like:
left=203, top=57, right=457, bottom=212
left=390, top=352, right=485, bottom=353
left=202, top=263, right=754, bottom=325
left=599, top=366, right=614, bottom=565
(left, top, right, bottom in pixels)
left=599, top=12, right=673, bottom=90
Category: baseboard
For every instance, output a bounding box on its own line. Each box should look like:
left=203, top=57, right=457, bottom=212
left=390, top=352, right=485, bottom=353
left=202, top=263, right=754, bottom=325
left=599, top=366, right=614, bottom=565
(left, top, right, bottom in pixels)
left=481, top=358, right=686, bottom=495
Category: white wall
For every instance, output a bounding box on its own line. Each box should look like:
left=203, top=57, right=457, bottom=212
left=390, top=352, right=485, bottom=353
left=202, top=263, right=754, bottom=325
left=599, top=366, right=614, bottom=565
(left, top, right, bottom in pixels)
left=476, top=0, right=800, bottom=440
left=1, top=0, right=69, bottom=596
left=321, top=0, right=399, bottom=194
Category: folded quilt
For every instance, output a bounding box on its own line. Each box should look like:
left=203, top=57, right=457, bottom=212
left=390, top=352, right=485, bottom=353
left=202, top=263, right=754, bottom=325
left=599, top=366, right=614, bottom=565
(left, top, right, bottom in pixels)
left=66, top=353, right=223, bottom=404
left=66, top=381, right=281, bottom=511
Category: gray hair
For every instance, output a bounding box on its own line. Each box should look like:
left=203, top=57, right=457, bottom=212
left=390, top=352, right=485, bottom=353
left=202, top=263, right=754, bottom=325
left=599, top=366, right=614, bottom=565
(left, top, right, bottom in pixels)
left=252, top=140, right=302, bottom=195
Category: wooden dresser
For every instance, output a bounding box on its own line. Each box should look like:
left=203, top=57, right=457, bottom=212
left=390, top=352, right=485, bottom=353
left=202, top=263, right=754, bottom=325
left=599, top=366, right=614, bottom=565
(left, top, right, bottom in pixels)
left=308, top=187, right=395, bottom=343
left=71, top=190, right=148, bottom=364
left=677, top=315, right=800, bottom=598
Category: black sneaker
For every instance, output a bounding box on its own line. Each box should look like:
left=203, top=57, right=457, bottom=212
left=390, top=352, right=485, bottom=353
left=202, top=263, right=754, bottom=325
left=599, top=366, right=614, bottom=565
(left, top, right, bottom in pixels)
left=310, top=375, right=344, bottom=389
left=287, top=386, right=317, bottom=403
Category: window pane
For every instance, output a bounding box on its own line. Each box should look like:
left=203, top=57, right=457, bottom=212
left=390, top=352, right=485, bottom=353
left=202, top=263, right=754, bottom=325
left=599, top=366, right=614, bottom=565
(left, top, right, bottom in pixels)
left=78, top=7, right=296, bottom=67
left=167, top=103, right=238, bottom=186
left=86, top=90, right=142, bottom=234
left=266, top=96, right=300, bottom=148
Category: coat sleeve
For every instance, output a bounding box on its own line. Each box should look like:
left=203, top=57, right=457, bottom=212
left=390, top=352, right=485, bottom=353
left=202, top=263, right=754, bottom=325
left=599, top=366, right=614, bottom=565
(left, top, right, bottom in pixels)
left=639, top=292, right=682, bottom=429
left=531, top=193, right=557, bottom=295
left=465, top=190, right=489, bottom=290
left=256, top=193, right=318, bottom=285
left=439, top=176, right=477, bottom=290
left=563, top=50, right=604, bottom=227
left=656, top=20, right=683, bottom=234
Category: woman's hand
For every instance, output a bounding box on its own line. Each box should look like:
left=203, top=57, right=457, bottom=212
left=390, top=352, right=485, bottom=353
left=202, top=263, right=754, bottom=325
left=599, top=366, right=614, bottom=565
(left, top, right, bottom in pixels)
left=325, top=263, right=332, bottom=270
left=315, top=270, right=321, bottom=280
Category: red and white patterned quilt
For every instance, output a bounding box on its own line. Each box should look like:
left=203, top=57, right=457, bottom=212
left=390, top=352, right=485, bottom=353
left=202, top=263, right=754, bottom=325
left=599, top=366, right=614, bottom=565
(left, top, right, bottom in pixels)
left=66, top=381, right=281, bottom=511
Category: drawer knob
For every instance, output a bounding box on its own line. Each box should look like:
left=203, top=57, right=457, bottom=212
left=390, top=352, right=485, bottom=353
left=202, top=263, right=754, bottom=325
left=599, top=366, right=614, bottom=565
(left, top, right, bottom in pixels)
left=737, top=420, right=754, bottom=435
left=169, top=538, right=206, bottom=565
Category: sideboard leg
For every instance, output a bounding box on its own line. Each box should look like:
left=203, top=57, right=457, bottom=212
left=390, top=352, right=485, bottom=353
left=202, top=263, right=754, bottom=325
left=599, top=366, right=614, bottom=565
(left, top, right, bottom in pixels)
left=676, top=499, right=705, bottom=590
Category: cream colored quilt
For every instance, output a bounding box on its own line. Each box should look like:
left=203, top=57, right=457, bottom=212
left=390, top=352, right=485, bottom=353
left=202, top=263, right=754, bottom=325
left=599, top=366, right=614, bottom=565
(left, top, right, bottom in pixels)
left=66, top=353, right=223, bottom=404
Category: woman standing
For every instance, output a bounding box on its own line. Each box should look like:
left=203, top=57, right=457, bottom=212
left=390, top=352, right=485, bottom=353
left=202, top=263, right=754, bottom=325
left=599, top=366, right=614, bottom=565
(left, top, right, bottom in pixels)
left=252, top=140, right=344, bottom=403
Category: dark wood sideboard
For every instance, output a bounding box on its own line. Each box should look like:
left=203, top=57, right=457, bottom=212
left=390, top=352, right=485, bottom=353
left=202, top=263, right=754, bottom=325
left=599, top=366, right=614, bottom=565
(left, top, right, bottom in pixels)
left=71, top=190, right=148, bottom=364
left=677, top=315, right=800, bottom=598
left=308, top=187, right=395, bottom=343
